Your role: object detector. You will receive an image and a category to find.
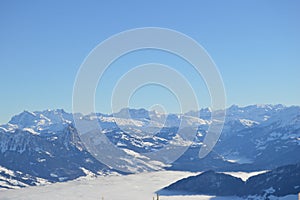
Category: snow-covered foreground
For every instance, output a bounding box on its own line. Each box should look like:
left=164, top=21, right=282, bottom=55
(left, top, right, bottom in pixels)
left=0, top=171, right=297, bottom=200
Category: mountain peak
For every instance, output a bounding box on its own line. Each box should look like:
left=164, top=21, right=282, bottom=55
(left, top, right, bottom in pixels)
left=8, top=110, right=38, bottom=127
left=114, top=108, right=150, bottom=120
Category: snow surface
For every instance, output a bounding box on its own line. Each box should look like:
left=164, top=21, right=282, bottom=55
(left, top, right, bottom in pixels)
left=0, top=171, right=297, bottom=200
left=222, top=171, right=268, bottom=181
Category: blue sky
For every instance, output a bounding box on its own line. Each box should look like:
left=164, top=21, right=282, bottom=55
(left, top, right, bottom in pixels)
left=0, top=0, right=299, bottom=123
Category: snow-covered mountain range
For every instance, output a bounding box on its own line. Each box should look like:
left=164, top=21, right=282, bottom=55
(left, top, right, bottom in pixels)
left=0, top=104, right=299, bottom=189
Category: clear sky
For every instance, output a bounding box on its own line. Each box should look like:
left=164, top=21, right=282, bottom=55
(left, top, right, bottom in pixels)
left=0, top=0, right=299, bottom=123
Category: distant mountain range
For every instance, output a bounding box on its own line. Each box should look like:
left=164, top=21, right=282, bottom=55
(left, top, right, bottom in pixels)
left=0, top=104, right=299, bottom=189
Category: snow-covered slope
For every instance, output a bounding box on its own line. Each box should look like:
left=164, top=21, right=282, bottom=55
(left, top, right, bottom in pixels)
left=0, top=165, right=50, bottom=190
